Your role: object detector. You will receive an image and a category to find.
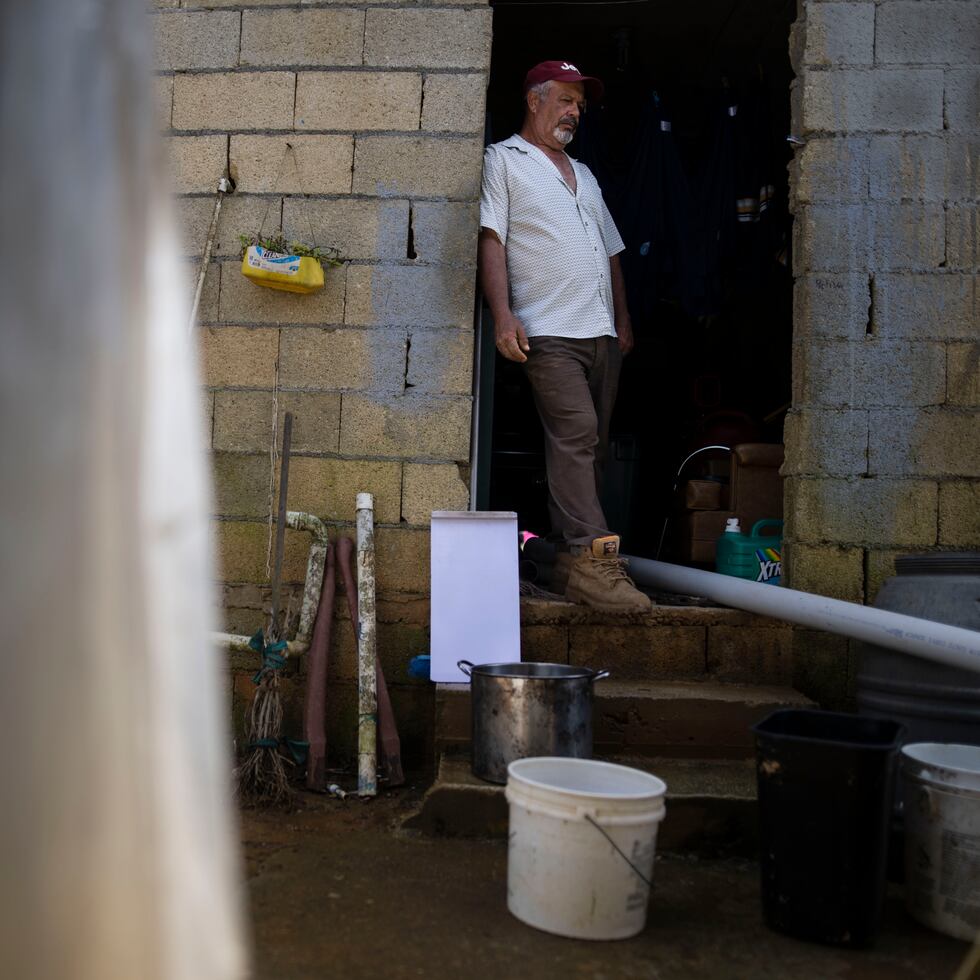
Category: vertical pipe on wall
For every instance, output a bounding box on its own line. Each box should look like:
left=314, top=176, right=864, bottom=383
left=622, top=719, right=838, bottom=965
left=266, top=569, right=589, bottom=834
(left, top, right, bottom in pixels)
left=356, top=492, right=378, bottom=797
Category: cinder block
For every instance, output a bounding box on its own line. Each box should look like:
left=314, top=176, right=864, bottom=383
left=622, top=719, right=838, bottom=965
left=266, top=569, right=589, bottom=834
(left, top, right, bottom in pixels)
left=869, top=135, right=946, bottom=202
left=783, top=543, right=865, bottom=602
left=794, top=204, right=870, bottom=272
left=409, top=201, right=479, bottom=265
left=212, top=388, right=343, bottom=454
left=570, top=626, right=706, bottom=681
left=286, top=457, right=402, bottom=524
left=166, top=136, right=228, bottom=193
left=876, top=3, right=980, bottom=66
left=182, top=258, right=220, bottom=324
left=353, top=135, right=483, bottom=198
left=946, top=137, right=980, bottom=202
left=871, top=203, right=945, bottom=270
left=278, top=326, right=407, bottom=392
left=339, top=393, right=471, bottom=460
left=793, top=274, right=871, bottom=340
left=522, top=625, right=570, bottom=665
left=218, top=259, right=347, bottom=324
left=213, top=520, right=309, bottom=585
left=282, top=198, right=409, bottom=262
left=869, top=408, right=980, bottom=477
left=947, top=343, right=980, bottom=406
left=295, top=73, right=422, bottom=132
left=202, top=390, right=215, bottom=444
left=864, top=549, right=903, bottom=603
left=791, top=629, right=853, bottom=711
left=939, top=481, right=980, bottom=546
left=782, top=408, right=868, bottom=476
left=375, top=527, right=430, bottom=593
left=706, top=626, right=793, bottom=684
left=212, top=452, right=270, bottom=518
left=155, top=75, right=173, bottom=130
left=401, top=463, right=469, bottom=525
left=946, top=205, right=979, bottom=271
left=199, top=326, right=279, bottom=387
left=364, top=9, right=491, bottom=70
left=406, top=328, right=474, bottom=395
left=175, top=195, right=272, bottom=257
left=421, top=74, right=487, bottom=132
left=173, top=72, right=295, bottom=131
left=873, top=273, right=977, bottom=339
left=792, top=138, right=869, bottom=203
left=803, top=2, right=874, bottom=66
left=785, top=475, right=937, bottom=547
left=229, top=135, right=353, bottom=194
left=802, top=69, right=944, bottom=133
left=153, top=10, right=240, bottom=71
left=241, top=9, right=364, bottom=66
left=946, top=69, right=980, bottom=134
left=794, top=339, right=946, bottom=408
left=345, top=264, right=475, bottom=328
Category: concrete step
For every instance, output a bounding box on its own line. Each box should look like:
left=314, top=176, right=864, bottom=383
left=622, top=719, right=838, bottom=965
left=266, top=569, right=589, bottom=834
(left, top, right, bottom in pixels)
left=436, top=679, right=812, bottom=760
left=403, top=754, right=760, bottom=855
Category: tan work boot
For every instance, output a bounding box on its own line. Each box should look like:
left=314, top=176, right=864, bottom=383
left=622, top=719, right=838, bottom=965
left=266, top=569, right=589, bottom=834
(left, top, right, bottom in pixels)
left=565, top=535, right=652, bottom=613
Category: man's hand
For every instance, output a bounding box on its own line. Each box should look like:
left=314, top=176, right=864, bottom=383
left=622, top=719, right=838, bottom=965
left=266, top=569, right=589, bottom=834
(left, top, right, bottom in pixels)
left=495, top=311, right=531, bottom=363
left=616, top=315, right=634, bottom=355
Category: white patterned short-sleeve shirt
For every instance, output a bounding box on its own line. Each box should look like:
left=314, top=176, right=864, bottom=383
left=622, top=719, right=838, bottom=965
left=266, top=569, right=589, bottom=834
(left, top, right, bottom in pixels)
left=480, top=134, right=625, bottom=340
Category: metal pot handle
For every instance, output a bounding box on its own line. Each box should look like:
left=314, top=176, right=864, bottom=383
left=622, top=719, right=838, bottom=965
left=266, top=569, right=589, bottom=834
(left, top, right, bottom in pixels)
left=456, top=659, right=474, bottom=677
left=593, top=669, right=611, bottom=681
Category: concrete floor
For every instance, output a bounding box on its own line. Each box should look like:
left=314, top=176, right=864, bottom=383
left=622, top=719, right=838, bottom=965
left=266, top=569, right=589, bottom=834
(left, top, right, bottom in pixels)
left=242, top=776, right=970, bottom=980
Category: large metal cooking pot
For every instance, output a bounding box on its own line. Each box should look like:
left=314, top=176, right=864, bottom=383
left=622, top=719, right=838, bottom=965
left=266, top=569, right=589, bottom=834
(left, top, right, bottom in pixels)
left=457, top=660, right=610, bottom=784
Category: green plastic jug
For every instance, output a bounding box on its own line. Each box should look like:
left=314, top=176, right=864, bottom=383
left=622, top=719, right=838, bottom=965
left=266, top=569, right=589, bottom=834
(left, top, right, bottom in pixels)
left=716, top=518, right=783, bottom=586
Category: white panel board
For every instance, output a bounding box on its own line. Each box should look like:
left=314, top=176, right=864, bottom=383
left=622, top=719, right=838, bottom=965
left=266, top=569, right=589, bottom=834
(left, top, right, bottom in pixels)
left=430, top=511, right=521, bottom=683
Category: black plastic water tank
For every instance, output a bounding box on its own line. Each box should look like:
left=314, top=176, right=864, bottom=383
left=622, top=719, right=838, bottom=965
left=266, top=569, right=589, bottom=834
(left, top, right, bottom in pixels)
left=856, top=552, right=980, bottom=746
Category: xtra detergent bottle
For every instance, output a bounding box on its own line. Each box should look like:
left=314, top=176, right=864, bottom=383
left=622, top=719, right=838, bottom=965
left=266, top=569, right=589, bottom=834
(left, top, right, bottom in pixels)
left=716, top=518, right=783, bottom=585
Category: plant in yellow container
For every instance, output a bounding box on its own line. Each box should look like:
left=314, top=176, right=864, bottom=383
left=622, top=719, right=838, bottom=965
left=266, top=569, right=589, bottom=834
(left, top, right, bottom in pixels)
left=239, top=232, right=343, bottom=295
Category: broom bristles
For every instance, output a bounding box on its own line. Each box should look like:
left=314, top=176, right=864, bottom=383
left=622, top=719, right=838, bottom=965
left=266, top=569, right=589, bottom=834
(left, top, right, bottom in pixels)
left=237, top=669, right=291, bottom=805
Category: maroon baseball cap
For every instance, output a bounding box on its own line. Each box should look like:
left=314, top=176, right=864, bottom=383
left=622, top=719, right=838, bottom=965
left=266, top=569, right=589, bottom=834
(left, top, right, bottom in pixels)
left=523, top=60, right=604, bottom=102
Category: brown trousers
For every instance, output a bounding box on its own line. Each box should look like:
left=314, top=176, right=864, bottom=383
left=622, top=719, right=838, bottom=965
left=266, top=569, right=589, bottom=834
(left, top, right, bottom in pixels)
left=522, top=335, right=623, bottom=549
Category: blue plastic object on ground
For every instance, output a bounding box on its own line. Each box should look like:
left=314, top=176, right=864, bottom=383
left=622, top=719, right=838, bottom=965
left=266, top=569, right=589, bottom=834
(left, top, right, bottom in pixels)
left=408, top=654, right=431, bottom=680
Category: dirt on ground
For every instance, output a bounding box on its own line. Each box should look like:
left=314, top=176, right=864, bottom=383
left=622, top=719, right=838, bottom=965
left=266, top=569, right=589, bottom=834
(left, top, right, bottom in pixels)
left=241, top=774, right=970, bottom=980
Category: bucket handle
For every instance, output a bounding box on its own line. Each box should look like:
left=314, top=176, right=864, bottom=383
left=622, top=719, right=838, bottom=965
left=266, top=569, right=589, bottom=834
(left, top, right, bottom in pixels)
left=582, top=813, right=652, bottom=890
left=456, top=659, right=474, bottom=678
left=593, top=669, right=611, bottom=681
left=749, top=518, right=783, bottom=539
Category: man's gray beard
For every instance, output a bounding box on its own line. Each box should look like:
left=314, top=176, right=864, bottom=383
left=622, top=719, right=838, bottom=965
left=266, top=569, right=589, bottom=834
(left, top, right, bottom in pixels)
left=553, top=126, right=574, bottom=146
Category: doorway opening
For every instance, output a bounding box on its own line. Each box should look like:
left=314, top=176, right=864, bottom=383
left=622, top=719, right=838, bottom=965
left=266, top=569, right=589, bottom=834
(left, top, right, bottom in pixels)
left=474, top=0, right=797, bottom=568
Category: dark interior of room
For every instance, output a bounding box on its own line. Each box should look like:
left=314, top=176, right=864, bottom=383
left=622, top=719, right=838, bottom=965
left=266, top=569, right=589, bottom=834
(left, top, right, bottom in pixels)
left=478, top=0, right=797, bottom=564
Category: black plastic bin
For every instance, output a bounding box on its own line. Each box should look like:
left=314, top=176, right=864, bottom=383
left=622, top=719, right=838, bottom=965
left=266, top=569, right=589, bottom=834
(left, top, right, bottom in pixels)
left=753, top=709, right=906, bottom=948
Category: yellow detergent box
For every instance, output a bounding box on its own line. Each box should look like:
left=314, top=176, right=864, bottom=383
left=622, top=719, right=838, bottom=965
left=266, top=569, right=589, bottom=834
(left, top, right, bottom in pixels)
left=241, top=245, right=324, bottom=294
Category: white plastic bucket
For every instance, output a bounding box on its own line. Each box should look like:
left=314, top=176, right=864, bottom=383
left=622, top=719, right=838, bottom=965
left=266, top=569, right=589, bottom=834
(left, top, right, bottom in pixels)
left=902, top=742, right=980, bottom=941
left=505, top=757, right=667, bottom=940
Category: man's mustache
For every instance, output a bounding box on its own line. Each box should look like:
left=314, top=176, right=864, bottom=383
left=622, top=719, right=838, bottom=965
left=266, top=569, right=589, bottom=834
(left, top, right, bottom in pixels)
left=558, top=115, right=578, bottom=129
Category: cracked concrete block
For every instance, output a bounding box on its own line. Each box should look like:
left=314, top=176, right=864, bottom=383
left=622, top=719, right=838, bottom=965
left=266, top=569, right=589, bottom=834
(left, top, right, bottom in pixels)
left=939, top=481, right=980, bottom=545
left=792, top=138, right=869, bottom=203
left=793, top=274, right=871, bottom=340
left=409, top=201, right=479, bottom=265
left=869, top=135, right=946, bottom=202
left=946, top=69, right=980, bottom=134
left=802, top=69, right=943, bottom=134
left=947, top=342, right=980, bottom=406
left=421, top=74, right=488, bottom=132
left=278, top=326, right=406, bottom=392
left=241, top=9, right=364, bottom=66
left=783, top=543, right=864, bottom=602
left=785, top=476, right=937, bottom=546
left=946, top=137, right=980, bottom=202
left=153, top=10, right=240, bottom=71
left=173, top=72, right=295, bottom=131
left=782, top=408, right=868, bottom=476
left=213, top=520, right=310, bottom=585
left=282, top=198, right=409, bottom=262
left=200, top=326, right=279, bottom=387
left=166, top=136, right=227, bottom=193
left=803, top=2, right=874, bottom=66
left=353, top=135, right=483, bottom=198
left=946, top=205, right=979, bottom=271
left=230, top=135, right=354, bottom=194
left=869, top=408, right=980, bottom=477
left=345, top=264, right=475, bottom=328
left=364, top=8, right=492, bottom=70
left=295, top=73, right=422, bottom=132
left=218, top=259, right=347, bottom=324
left=375, top=527, right=430, bottom=593
left=876, top=3, right=980, bottom=66
left=406, top=329, right=474, bottom=396
left=287, top=457, right=402, bottom=524
left=402, top=463, right=470, bottom=525
left=873, top=273, right=977, bottom=339
left=339, top=393, right=471, bottom=460
left=212, top=452, right=270, bottom=518
left=707, top=626, right=794, bottom=684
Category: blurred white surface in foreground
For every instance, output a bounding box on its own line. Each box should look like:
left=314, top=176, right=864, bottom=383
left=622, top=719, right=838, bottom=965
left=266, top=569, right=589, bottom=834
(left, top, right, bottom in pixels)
left=0, top=2, right=247, bottom=978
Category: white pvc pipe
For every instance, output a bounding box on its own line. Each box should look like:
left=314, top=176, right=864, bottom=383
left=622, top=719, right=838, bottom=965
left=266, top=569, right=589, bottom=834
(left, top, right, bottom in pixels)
left=626, top=557, right=980, bottom=675
left=356, top=492, right=378, bottom=797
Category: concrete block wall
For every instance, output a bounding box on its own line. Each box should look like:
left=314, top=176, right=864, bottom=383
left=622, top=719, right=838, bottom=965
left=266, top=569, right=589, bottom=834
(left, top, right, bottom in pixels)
left=787, top=0, right=979, bottom=706
left=155, top=0, right=490, bottom=764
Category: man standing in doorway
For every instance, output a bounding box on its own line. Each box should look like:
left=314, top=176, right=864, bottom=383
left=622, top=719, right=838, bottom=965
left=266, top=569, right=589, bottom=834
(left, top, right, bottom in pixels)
left=478, top=61, right=651, bottom=613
